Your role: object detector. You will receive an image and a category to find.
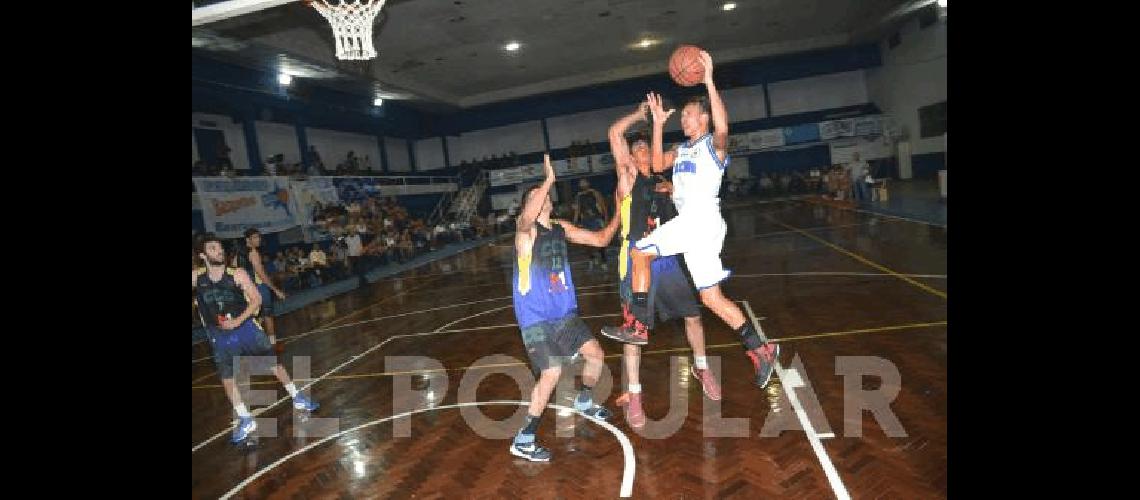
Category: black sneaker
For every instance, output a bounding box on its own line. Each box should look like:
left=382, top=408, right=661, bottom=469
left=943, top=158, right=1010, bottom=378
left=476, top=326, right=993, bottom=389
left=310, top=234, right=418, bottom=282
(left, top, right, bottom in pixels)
left=510, top=440, right=552, bottom=462
left=746, top=343, right=781, bottom=388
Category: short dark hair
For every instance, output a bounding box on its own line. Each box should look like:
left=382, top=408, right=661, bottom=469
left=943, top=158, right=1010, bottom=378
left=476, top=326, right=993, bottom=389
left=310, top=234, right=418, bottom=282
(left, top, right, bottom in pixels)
left=626, top=129, right=649, bottom=149
left=684, top=95, right=711, bottom=116
left=194, top=232, right=224, bottom=257
left=243, top=227, right=260, bottom=238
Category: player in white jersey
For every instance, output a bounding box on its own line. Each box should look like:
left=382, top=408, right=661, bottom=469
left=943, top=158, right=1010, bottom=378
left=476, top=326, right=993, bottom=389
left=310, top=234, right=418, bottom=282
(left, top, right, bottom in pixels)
left=599, top=50, right=780, bottom=388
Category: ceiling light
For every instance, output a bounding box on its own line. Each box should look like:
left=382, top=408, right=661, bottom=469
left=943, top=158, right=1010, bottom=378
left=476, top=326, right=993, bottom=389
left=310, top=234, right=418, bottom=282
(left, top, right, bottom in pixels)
left=373, top=97, right=384, bottom=106
left=722, top=2, right=736, bottom=11
left=504, top=41, right=521, bottom=52
left=277, top=73, right=292, bottom=86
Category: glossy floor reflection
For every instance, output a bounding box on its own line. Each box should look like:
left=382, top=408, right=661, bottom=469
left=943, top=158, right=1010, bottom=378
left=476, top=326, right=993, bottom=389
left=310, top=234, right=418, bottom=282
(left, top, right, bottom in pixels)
left=192, top=200, right=947, bottom=499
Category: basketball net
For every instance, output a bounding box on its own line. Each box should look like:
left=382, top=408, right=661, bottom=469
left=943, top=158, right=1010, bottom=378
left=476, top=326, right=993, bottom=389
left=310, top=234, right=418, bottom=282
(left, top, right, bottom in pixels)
left=308, top=0, right=387, bottom=61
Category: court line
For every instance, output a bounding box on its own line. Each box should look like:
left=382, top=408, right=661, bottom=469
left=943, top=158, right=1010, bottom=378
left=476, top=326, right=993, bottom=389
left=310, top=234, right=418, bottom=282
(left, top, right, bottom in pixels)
left=743, top=300, right=850, bottom=500
left=192, top=283, right=618, bottom=365
left=192, top=307, right=622, bottom=451
left=217, top=401, right=636, bottom=499
left=313, top=275, right=447, bottom=330
left=726, top=220, right=891, bottom=242
left=193, top=320, right=947, bottom=390
left=192, top=275, right=446, bottom=368
left=799, top=198, right=946, bottom=228
left=766, top=216, right=947, bottom=300
left=245, top=235, right=504, bottom=341
left=192, top=213, right=892, bottom=357
left=847, top=205, right=946, bottom=228
left=195, top=267, right=949, bottom=368
left=191, top=205, right=877, bottom=347
left=192, top=304, right=515, bottom=451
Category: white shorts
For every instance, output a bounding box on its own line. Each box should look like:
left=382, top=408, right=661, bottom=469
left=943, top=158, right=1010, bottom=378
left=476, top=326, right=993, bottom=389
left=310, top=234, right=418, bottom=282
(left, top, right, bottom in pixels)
left=632, top=209, right=730, bottom=290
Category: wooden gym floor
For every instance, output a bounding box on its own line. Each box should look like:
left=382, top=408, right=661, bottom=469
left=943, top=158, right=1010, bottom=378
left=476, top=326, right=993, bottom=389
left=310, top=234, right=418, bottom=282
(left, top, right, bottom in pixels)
left=191, top=199, right=947, bottom=499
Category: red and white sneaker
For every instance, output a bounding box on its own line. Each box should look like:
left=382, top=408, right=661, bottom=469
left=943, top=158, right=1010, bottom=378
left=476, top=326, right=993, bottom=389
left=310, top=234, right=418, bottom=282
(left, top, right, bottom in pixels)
left=690, top=366, right=722, bottom=401
left=616, top=391, right=646, bottom=429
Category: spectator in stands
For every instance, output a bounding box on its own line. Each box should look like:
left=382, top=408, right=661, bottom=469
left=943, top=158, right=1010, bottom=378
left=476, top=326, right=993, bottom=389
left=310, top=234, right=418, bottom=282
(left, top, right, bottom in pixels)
left=362, top=234, right=387, bottom=268
left=289, top=247, right=307, bottom=281
left=303, top=246, right=326, bottom=288
left=420, top=226, right=433, bottom=253
left=271, top=154, right=287, bottom=176
left=344, top=229, right=363, bottom=275
left=758, top=173, right=773, bottom=195
left=216, top=143, right=234, bottom=171
left=383, top=231, right=397, bottom=262
left=308, top=145, right=326, bottom=175
left=337, top=151, right=358, bottom=176
left=366, top=216, right=381, bottom=236
left=805, top=169, right=823, bottom=194
left=779, top=172, right=792, bottom=193
left=790, top=171, right=806, bottom=193
left=471, top=214, right=486, bottom=238
left=398, top=229, right=415, bottom=262
left=863, top=166, right=876, bottom=201
left=848, top=153, right=869, bottom=203
left=328, top=240, right=348, bottom=279
left=432, top=222, right=448, bottom=248
left=303, top=257, right=319, bottom=287
left=329, top=219, right=345, bottom=240
left=272, top=251, right=292, bottom=286
left=447, top=217, right=462, bottom=242
left=309, top=244, right=328, bottom=267
left=829, top=164, right=851, bottom=200
left=367, top=198, right=382, bottom=218
left=361, top=155, right=372, bottom=172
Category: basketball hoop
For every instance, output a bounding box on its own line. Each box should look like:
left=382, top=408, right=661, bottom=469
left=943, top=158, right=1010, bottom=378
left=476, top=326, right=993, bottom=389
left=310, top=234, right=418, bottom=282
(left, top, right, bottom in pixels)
left=307, top=0, right=387, bottom=60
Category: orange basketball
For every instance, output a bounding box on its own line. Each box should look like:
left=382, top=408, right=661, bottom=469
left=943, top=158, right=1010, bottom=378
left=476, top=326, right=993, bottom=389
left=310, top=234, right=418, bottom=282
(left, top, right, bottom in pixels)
left=669, top=45, right=705, bottom=87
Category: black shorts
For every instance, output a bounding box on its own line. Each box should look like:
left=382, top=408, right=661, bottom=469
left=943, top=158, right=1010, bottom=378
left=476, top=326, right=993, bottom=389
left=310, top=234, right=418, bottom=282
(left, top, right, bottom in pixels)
left=256, top=284, right=275, bottom=317
left=620, top=245, right=701, bottom=329
left=519, top=314, right=595, bottom=375
left=208, top=319, right=276, bottom=379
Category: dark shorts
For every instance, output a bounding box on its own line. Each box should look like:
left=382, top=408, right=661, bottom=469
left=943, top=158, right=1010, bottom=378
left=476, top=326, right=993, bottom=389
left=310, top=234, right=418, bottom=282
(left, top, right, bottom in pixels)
left=208, top=319, right=276, bottom=379
left=256, top=284, right=275, bottom=317
left=519, top=314, right=595, bottom=375
left=621, top=244, right=701, bottom=329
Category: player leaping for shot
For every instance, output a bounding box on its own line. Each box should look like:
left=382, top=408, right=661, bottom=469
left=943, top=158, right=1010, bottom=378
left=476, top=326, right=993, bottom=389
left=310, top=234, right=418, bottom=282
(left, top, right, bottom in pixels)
left=599, top=51, right=780, bottom=389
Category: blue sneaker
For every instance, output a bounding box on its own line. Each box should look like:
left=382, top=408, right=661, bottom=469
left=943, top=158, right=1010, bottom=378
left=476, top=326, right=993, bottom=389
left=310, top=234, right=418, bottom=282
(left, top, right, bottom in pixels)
left=231, top=416, right=256, bottom=443
left=293, top=393, right=319, bottom=411
left=578, top=404, right=613, bottom=421
left=510, top=435, right=551, bottom=462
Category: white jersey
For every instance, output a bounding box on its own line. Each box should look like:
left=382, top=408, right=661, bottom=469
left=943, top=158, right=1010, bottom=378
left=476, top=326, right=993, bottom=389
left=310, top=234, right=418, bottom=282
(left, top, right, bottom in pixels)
left=671, top=133, right=727, bottom=213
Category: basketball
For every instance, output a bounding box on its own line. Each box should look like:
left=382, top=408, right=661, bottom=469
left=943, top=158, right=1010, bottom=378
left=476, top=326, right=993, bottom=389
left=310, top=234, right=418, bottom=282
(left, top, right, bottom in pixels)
left=669, top=45, right=705, bottom=87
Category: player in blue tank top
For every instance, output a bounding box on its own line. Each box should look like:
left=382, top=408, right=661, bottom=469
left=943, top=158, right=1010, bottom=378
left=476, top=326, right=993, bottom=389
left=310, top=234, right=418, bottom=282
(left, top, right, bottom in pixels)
left=509, top=154, right=625, bottom=462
